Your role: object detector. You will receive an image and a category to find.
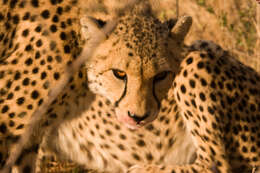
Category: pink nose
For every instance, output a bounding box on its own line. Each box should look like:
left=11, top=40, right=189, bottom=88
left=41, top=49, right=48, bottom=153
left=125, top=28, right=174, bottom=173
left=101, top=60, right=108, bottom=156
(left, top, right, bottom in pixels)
left=127, top=111, right=150, bottom=124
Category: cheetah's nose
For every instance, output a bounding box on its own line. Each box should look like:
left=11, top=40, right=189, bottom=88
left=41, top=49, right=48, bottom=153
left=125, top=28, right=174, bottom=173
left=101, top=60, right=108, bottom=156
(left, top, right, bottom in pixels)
left=128, top=111, right=149, bottom=124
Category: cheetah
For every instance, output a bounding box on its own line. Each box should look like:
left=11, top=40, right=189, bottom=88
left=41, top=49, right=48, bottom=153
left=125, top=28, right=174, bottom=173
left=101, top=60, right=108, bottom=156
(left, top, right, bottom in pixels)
left=42, top=5, right=260, bottom=173
left=0, top=0, right=140, bottom=172
left=0, top=0, right=196, bottom=172
left=0, top=1, right=259, bottom=173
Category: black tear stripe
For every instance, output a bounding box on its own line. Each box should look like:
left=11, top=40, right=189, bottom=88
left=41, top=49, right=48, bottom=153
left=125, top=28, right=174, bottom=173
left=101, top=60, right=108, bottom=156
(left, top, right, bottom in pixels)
left=115, top=77, right=128, bottom=107
left=152, top=80, right=161, bottom=109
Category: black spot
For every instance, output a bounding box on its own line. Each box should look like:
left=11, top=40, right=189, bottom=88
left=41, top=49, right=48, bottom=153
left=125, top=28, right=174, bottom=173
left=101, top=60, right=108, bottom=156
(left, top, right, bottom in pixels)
left=25, top=44, right=32, bottom=51
left=9, top=120, right=15, bottom=127
left=38, top=99, right=43, bottom=106
left=31, top=0, right=39, bottom=7
left=209, top=146, right=216, bottom=156
left=209, top=93, right=217, bottom=102
left=10, top=0, right=18, bottom=8
left=64, top=45, right=70, bottom=53
left=49, top=41, right=57, bottom=51
left=53, top=72, right=60, bottom=80
left=60, top=21, right=66, bottom=28
left=41, top=72, right=47, bottom=79
left=12, top=15, right=20, bottom=24
left=31, top=90, right=39, bottom=99
left=199, top=93, right=206, bottom=101
left=168, top=137, right=175, bottom=148
left=189, top=79, right=196, bottom=88
left=56, top=6, right=63, bottom=15
left=105, top=129, right=112, bottom=136
left=47, top=56, right=53, bottom=62
left=117, top=144, right=125, bottom=150
left=226, top=83, right=233, bottom=91
left=35, top=26, right=42, bottom=32
left=183, top=70, right=188, bottom=77
left=27, top=104, right=33, bottom=110
left=50, top=24, right=57, bottom=32
left=16, top=97, right=25, bottom=105
left=7, top=93, right=14, bottom=99
left=9, top=112, right=15, bottom=118
left=136, top=139, right=146, bottom=147
left=22, top=12, right=30, bottom=20
left=66, top=18, right=72, bottom=25
left=200, top=53, right=206, bottom=58
left=206, top=65, right=212, bottom=73
left=36, top=39, right=42, bottom=47
left=50, top=0, right=59, bottom=5
left=251, top=146, right=256, bottom=153
left=22, top=29, right=29, bottom=37
left=25, top=58, right=33, bottom=66
left=191, top=99, right=197, bottom=108
left=242, top=146, right=248, bottom=153
left=16, top=124, right=24, bottom=129
left=40, top=60, right=45, bottom=65
left=186, top=57, right=193, bottom=65
left=214, top=66, right=221, bottom=74
left=2, top=105, right=9, bottom=113
left=6, top=80, right=12, bottom=88
left=146, top=153, right=153, bottom=161
left=119, top=133, right=126, bottom=140
left=197, top=61, right=204, bottom=69
left=0, top=123, right=7, bottom=134
left=31, top=80, right=36, bottom=86
left=43, top=81, right=49, bottom=89
left=32, top=67, right=39, bottom=74
left=60, top=32, right=66, bottom=40
left=41, top=10, right=50, bottom=19
left=0, top=13, right=4, bottom=21
left=210, top=81, right=216, bottom=89
left=180, top=85, right=186, bottom=94
left=14, top=71, right=21, bottom=80
left=55, top=55, right=62, bottom=63
left=0, top=71, right=4, bottom=79
left=208, top=106, right=215, bottom=115
left=241, top=134, right=247, bottom=142
left=132, top=153, right=140, bottom=161
left=52, top=15, right=59, bottom=23
left=127, top=52, right=135, bottom=58
left=78, top=71, right=83, bottom=78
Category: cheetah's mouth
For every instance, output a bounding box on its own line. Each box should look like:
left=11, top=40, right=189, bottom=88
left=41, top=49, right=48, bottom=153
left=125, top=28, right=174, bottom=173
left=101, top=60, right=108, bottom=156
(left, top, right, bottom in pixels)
left=115, top=111, right=158, bottom=130
left=117, top=115, right=144, bottom=130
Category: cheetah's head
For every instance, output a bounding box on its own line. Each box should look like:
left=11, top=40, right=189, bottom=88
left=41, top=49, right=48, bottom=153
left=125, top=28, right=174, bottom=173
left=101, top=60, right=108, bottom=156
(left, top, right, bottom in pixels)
left=81, top=7, right=192, bottom=129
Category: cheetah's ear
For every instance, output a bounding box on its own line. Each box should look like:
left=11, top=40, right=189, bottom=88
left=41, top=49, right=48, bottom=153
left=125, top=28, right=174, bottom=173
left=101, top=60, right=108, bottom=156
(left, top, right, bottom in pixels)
left=80, top=16, right=108, bottom=40
left=170, top=15, right=192, bottom=43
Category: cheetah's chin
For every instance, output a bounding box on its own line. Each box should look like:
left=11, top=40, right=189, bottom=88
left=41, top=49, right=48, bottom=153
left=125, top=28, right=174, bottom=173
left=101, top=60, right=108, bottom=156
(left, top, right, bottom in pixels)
left=124, top=123, right=143, bottom=130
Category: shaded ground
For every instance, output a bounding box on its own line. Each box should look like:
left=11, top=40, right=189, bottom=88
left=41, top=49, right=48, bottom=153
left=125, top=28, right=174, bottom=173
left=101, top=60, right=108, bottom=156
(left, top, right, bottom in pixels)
left=42, top=0, right=259, bottom=172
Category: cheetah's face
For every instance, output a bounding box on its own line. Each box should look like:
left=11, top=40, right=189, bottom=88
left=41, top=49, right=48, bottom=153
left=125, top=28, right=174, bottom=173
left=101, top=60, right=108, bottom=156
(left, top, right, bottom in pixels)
left=81, top=13, right=192, bottom=129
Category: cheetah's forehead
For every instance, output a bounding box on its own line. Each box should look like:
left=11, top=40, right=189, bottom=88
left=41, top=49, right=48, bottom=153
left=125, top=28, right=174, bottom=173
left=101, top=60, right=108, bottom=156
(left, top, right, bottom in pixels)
left=113, top=14, right=170, bottom=62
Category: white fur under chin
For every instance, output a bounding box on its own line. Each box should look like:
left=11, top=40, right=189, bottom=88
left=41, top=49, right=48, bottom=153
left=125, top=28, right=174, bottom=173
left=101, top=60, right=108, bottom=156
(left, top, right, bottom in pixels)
left=42, top=114, right=196, bottom=173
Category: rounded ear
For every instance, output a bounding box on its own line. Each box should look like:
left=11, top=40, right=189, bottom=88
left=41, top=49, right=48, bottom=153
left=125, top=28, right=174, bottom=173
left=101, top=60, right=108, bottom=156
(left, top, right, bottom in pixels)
left=170, top=15, right=192, bottom=43
left=80, top=16, right=107, bottom=40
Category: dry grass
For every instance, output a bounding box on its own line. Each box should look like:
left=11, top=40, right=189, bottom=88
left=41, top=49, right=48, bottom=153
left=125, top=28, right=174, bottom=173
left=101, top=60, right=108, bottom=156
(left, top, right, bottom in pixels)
left=42, top=1, right=260, bottom=173
left=157, top=0, right=259, bottom=71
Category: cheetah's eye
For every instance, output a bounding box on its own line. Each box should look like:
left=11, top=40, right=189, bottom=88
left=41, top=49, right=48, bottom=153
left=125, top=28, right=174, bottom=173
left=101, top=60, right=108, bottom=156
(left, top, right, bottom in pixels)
left=154, top=71, right=169, bottom=81
left=112, top=69, right=127, bottom=80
